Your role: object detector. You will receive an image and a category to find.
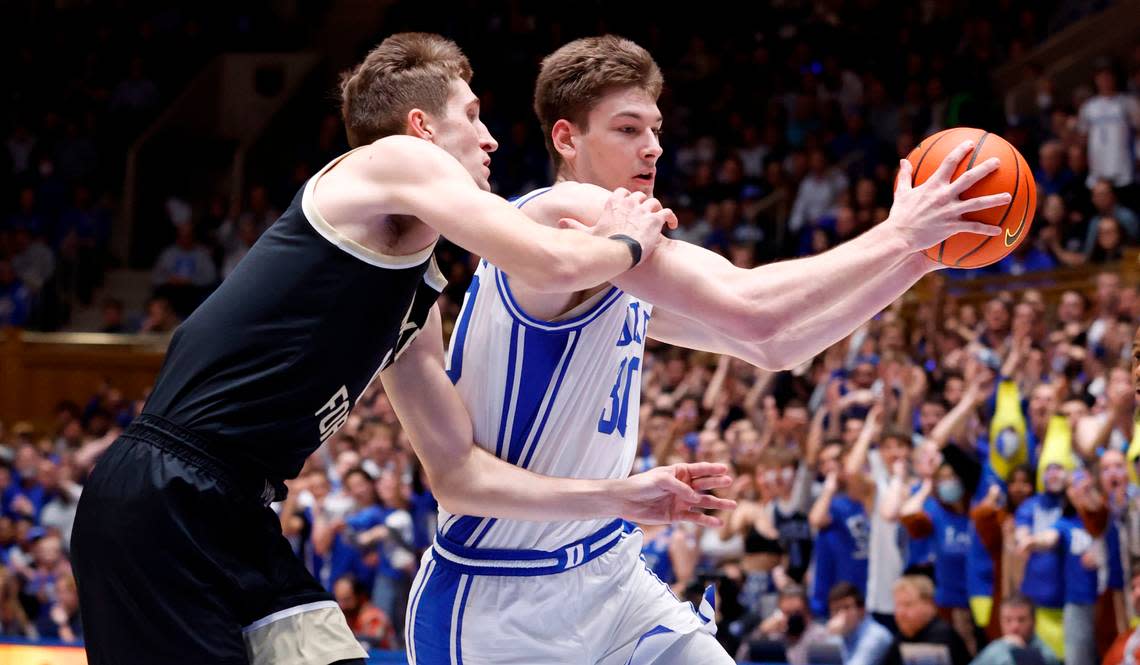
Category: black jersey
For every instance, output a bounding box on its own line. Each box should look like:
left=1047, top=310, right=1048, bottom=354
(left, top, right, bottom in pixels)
left=144, top=173, right=445, bottom=480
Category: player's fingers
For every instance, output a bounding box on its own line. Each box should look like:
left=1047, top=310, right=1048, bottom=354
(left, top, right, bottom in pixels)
left=639, top=196, right=663, bottom=212
left=895, top=159, right=913, bottom=194
left=952, top=221, right=1003, bottom=237
left=662, top=208, right=678, bottom=230
left=661, top=475, right=700, bottom=503
left=691, top=475, right=733, bottom=492
left=679, top=512, right=724, bottom=528
left=951, top=157, right=1001, bottom=193
left=622, top=191, right=647, bottom=208
left=954, top=192, right=1012, bottom=215
left=692, top=494, right=737, bottom=512
left=558, top=217, right=590, bottom=231
left=679, top=462, right=730, bottom=478
left=930, top=140, right=975, bottom=184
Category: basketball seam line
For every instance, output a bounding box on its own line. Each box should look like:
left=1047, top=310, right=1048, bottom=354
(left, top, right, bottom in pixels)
left=913, top=131, right=956, bottom=263
left=943, top=131, right=989, bottom=264
left=955, top=141, right=1020, bottom=267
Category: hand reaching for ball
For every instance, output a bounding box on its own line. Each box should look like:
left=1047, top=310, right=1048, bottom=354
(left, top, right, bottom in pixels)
left=888, top=139, right=1009, bottom=258
left=888, top=128, right=1037, bottom=269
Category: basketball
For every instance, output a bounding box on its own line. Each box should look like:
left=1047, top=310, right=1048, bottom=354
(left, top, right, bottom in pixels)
left=903, top=127, right=1037, bottom=268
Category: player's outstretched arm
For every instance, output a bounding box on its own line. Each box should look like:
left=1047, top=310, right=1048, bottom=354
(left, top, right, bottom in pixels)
left=345, top=136, right=674, bottom=293
left=379, top=305, right=735, bottom=526
left=541, top=141, right=1010, bottom=368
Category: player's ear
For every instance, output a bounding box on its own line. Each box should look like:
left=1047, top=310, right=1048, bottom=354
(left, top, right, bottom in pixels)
left=406, top=108, right=435, bottom=142
left=551, top=119, right=577, bottom=162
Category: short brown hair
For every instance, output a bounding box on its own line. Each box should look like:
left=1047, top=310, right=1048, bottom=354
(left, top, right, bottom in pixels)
left=339, top=32, right=472, bottom=148
left=533, top=35, right=663, bottom=168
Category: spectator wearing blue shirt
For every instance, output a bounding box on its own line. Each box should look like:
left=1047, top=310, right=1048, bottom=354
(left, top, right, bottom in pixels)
left=151, top=222, right=217, bottom=316
left=366, top=469, right=415, bottom=631
left=809, top=441, right=870, bottom=618
left=826, top=582, right=893, bottom=665
left=1014, top=463, right=1068, bottom=658
left=1050, top=509, right=1099, bottom=665
left=35, top=573, right=81, bottom=643
left=1033, top=141, right=1074, bottom=197
left=2, top=444, right=46, bottom=523
left=323, top=468, right=384, bottom=593
left=0, top=259, right=30, bottom=328
left=900, top=458, right=977, bottom=655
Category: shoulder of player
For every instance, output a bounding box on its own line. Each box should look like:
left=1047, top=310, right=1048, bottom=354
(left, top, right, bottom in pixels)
left=521, top=181, right=610, bottom=218
left=342, top=136, right=465, bottom=184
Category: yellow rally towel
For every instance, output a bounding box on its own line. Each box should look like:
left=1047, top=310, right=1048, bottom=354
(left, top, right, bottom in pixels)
left=989, top=380, right=1028, bottom=481
left=1126, top=415, right=1140, bottom=484
left=1035, top=414, right=1076, bottom=492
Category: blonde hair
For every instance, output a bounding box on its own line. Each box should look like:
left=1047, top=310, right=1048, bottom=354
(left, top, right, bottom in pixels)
left=533, top=35, right=663, bottom=168
left=339, top=32, right=472, bottom=147
left=893, top=575, right=936, bottom=602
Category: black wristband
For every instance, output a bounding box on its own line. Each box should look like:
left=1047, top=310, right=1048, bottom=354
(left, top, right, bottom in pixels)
left=608, top=234, right=643, bottom=267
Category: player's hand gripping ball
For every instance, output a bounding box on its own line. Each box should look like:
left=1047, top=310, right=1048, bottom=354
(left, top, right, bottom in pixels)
left=902, top=127, right=1036, bottom=268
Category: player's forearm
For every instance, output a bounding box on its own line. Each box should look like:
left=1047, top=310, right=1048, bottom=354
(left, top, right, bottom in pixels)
left=459, top=189, right=634, bottom=293
left=756, top=252, right=933, bottom=368
left=432, top=446, right=620, bottom=521
left=616, top=224, right=914, bottom=345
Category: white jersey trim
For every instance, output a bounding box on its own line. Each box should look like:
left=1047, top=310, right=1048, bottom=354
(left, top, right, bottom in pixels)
left=241, top=600, right=340, bottom=633
left=494, top=267, right=624, bottom=332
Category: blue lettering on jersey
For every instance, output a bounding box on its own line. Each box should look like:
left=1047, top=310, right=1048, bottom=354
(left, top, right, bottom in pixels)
left=845, top=513, right=870, bottom=560
left=598, top=303, right=650, bottom=437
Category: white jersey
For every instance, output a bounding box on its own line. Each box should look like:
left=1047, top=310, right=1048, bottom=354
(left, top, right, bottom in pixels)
left=439, top=188, right=653, bottom=552
left=1078, top=94, right=1140, bottom=187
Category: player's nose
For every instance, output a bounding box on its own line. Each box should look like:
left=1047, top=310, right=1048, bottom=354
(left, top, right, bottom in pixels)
left=642, top=133, right=662, bottom=161
left=480, top=123, right=499, bottom=153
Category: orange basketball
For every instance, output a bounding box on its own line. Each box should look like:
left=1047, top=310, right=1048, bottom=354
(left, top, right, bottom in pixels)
left=903, top=127, right=1036, bottom=268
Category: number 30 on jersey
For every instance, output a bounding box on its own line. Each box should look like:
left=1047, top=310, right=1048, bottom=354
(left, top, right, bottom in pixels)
left=598, top=302, right=649, bottom=437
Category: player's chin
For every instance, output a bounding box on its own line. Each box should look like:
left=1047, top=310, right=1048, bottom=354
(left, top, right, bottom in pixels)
left=629, top=178, right=654, bottom=194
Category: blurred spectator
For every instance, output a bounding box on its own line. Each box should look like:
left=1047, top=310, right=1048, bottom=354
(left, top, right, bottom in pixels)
left=109, top=56, right=160, bottom=118
left=1034, top=140, right=1074, bottom=197
left=98, top=298, right=126, bottom=333
left=788, top=148, right=848, bottom=237
left=1104, top=565, right=1140, bottom=665
left=221, top=218, right=260, bottom=280
left=333, top=575, right=394, bottom=649
left=138, top=296, right=180, bottom=334
left=639, top=521, right=698, bottom=595
left=970, top=594, right=1060, bottom=665
left=825, top=582, right=894, bottom=665
left=38, top=460, right=80, bottom=553
left=739, top=584, right=832, bottom=665
left=887, top=575, right=971, bottom=665
left=35, top=573, right=80, bottom=643
left=151, top=223, right=216, bottom=316
left=9, top=226, right=55, bottom=296
left=0, top=259, right=31, bottom=327
left=1077, top=61, right=1140, bottom=189
left=1086, top=180, right=1139, bottom=248
left=0, top=567, right=34, bottom=638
